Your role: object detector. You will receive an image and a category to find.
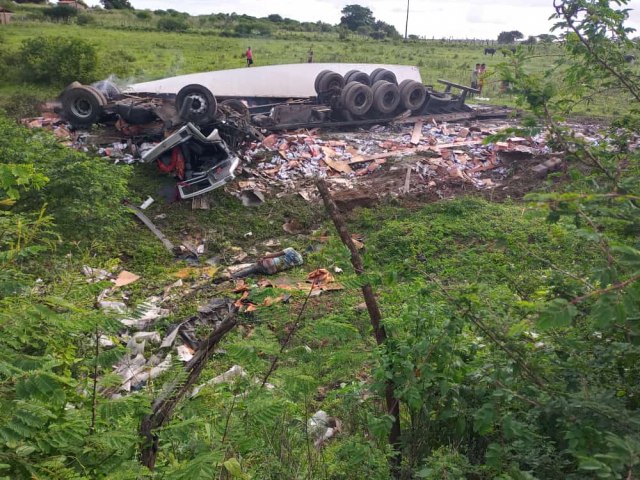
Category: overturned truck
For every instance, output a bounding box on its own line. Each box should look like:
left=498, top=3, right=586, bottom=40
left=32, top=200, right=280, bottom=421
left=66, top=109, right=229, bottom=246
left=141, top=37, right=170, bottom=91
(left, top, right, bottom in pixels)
left=59, top=63, right=482, bottom=198
left=60, top=63, right=478, bottom=130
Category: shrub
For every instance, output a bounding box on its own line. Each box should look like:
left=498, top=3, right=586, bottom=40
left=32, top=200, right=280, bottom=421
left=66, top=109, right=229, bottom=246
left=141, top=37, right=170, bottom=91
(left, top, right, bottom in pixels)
left=43, top=5, right=78, bottom=22
left=157, top=16, right=189, bottom=32
left=17, top=36, right=98, bottom=85
left=135, top=10, right=151, bottom=20
left=77, top=13, right=96, bottom=25
left=0, top=114, right=131, bottom=240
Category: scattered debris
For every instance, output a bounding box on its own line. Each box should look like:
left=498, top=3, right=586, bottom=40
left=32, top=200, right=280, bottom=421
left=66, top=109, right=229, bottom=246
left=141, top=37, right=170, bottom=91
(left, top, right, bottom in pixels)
left=140, top=196, right=154, bottom=210
left=125, top=201, right=175, bottom=253
left=112, top=270, right=140, bottom=287
left=308, top=410, right=342, bottom=448
left=232, top=247, right=304, bottom=278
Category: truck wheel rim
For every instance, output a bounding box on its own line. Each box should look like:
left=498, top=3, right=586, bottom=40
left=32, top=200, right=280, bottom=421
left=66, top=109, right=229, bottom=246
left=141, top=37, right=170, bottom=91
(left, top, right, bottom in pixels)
left=185, top=93, right=207, bottom=114
left=71, top=98, right=92, bottom=118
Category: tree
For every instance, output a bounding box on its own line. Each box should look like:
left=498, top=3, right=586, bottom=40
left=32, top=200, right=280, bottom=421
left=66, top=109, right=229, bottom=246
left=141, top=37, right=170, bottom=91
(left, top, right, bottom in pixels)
left=99, top=0, right=132, bottom=9
left=340, top=4, right=374, bottom=32
left=267, top=13, right=283, bottom=22
left=497, top=30, right=523, bottom=44
left=537, top=33, right=557, bottom=44
left=373, top=20, right=400, bottom=39
left=492, top=2, right=640, bottom=474
left=522, top=35, right=538, bottom=45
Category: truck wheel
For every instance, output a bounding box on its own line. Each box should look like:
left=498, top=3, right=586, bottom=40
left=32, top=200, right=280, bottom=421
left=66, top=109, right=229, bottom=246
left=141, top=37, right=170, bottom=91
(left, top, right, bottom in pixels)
left=370, top=68, right=397, bottom=85
left=314, top=70, right=333, bottom=94
left=61, top=85, right=105, bottom=127
left=317, top=71, right=344, bottom=94
left=345, top=70, right=371, bottom=86
left=176, top=84, right=217, bottom=125
left=371, top=80, right=400, bottom=115
left=343, top=69, right=359, bottom=83
left=400, top=80, right=427, bottom=111
left=341, top=82, right=373, bottom=116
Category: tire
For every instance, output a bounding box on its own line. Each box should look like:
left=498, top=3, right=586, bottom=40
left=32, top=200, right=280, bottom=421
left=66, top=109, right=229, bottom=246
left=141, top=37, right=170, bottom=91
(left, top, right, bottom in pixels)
left=176, top=84, right=217, bottom=125
left=399, top=80, right=427, bottom=111
left=369, top=68, right=386, bottom=81
left=314, top=69, right=333, bottom=94
left=343, top=69, right=359, bottom=83
left=345, top=70, right=370, bottom=86
left=341, top=82, right=373, bottom=116
left=370, top=68, right=397, bottom=85
left=316, top=71, right=344, bottom=94
left=398, top=79, right=413, bottom=93
left=371, top=80, right=400, bottom=115
left=220, top=99, right=250, bottom=120
left=61, top=86, right=105, bottom=127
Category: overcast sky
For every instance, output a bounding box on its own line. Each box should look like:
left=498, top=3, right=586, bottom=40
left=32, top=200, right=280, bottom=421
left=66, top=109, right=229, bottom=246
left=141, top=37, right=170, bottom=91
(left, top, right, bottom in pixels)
left=86, top=0, right=640, bottom=40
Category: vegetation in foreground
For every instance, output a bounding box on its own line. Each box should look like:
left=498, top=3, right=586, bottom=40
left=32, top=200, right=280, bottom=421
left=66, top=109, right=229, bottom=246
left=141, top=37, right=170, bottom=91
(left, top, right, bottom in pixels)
left=0, top=0, right=639, bottom=479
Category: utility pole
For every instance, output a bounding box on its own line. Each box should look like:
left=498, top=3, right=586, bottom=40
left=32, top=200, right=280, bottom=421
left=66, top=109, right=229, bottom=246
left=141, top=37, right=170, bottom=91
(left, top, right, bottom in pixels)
left=404, top=0, right=410, bottom=39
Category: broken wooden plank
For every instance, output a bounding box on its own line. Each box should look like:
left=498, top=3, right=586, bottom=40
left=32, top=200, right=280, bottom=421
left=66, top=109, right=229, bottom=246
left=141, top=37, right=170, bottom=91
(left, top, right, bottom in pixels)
left=403, top=165, right=412, bottom=194
left=410, top=120, right=423, bottom=145
left=348, top=139, right=484, bottom=165
left=126, top=202, right=175, bottom=253
left=323, top=157, right=353, bottom=174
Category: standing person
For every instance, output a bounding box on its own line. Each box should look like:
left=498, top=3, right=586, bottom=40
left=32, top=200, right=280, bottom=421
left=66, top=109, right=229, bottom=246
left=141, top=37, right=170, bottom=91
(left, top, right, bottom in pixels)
left=478, top=63, right=486, bottom=94
left=470, top=63, right=480, bottom=95
left=307, top=47, right=314, bottom=63
left=245, top=46, right=253, bottom=67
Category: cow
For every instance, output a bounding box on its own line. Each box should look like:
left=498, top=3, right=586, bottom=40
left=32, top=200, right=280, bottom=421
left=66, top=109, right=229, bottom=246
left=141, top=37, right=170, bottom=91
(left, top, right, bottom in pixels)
left=624, top=54, right=636, bottom=64
left=502, top=47, right=517, bottom=57
left=484, top=48, right=496, bottom=56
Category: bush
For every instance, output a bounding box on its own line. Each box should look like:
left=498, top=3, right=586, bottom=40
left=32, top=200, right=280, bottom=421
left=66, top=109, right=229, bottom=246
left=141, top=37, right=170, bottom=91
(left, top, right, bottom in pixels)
left=17, top=36, right=98, bottom=85
left=135, top=10, right=151, bottom=20
left=157, top=17, right=189, bottom=32
left=0, top=114, right=131, bottom=240
left=77, top=13, right=96, bottom=25
left=43, top=5, right=78, bottom=22
left=0, top=87, right=49, bottom=119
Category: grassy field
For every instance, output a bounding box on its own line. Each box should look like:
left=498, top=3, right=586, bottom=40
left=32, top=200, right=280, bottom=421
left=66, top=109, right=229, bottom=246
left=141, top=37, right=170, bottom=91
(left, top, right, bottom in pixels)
left=2, top=5, right=637, bottom=117
left=0, top=12, right=570, bottom=109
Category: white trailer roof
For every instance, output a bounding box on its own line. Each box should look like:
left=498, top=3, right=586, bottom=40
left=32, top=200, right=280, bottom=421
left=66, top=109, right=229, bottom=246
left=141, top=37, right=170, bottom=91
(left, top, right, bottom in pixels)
left=126, top=63, right=422, bottom=98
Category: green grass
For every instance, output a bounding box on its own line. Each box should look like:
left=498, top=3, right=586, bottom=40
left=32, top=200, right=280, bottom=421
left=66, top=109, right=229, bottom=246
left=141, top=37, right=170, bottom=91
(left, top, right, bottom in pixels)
left=0, top=16, right=562, bottom=105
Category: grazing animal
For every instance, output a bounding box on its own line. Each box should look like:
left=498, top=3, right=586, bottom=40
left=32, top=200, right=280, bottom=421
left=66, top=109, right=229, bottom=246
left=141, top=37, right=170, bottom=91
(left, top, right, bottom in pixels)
left=502, top=47, right=517, bottom=57
left=624, top=54, right=636, bottom=64
left=484, top=48, right=496, bottom=56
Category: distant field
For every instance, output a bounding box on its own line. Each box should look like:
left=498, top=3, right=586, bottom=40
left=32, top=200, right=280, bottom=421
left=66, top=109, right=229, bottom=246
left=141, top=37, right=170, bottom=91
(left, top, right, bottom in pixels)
left=0, top=11, right=635, bottom=116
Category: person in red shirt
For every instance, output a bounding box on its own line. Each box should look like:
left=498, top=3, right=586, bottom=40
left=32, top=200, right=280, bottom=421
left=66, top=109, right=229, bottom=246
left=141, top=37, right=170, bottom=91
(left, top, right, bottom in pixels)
left=246, top=47, right=253, bottom=67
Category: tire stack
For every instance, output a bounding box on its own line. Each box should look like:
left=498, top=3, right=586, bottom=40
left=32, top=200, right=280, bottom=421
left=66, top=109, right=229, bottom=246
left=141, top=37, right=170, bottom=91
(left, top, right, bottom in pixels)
left=314, top=68, right=427, bottom=120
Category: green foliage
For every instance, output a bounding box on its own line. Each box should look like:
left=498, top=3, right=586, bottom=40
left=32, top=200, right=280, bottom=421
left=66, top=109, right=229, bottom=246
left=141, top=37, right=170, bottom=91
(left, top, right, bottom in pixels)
left=497, top=30, right=524, bottom=44
left=134, top=9, right=151, bottom=20
left=100, top=0, right=132, bottom=9
left=340, top=4, right=375, bottom=32
left=77, top=13, right=96, bottom=26
left=17, top=35, right=98, bottom=85
left=42, top=4, right=78, bottom=23
left=0, top=114, right=130, bottom=241
left=157, top=16, right=190, bottom=32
